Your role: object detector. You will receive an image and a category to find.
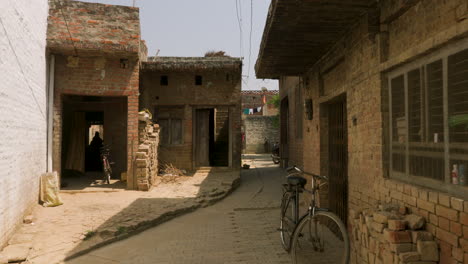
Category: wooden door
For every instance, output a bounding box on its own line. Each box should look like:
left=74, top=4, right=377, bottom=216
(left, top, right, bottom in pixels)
left=328, top=98, right=348, bottom=224
left=195, top=109, right=210, bottom=166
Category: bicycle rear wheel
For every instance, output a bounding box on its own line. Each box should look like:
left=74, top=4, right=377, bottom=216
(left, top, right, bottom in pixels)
left=291, top=211, right=350, bottom=264
left=280, top=191, right=295, bottom=251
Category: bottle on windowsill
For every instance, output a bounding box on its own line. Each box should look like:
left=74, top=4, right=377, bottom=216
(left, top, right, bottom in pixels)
left=459, top=164, right=466, bottom=186
left=451, top=164, right=459, bottom=185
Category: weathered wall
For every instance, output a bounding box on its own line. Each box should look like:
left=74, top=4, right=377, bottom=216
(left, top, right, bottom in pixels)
left=135, top=113, right=159, bottom=191
left=47, top=0, right=140, bottom=54
left=279, top=76, right=303, bottom=168
left=293, top=0, right=468, bottom=263
left=0, top=0, right=48, bottom=248
left=52, top=54, right=140, bottom=189
left=140, top=68, right=242, bottom=170
left=241, top=90, right=279, bottom=116
left=244, top=116, right=279, bottom=154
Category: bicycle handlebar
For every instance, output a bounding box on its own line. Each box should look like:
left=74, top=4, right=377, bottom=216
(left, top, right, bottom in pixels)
left=286, top=165, right=328, bottom=181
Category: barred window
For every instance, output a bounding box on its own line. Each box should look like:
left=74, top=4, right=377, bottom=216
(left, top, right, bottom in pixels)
left=388, top=45, right=468, bottom=196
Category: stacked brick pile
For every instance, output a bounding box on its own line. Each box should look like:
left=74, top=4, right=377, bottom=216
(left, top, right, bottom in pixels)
left=135, top=112, right=159, bottom=191
left=350, top=204, right=439, bottom=264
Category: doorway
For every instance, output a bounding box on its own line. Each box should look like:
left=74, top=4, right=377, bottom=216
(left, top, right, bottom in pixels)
left=194, top=108, right=229, bottom=167
left=61, top=95, right=127, bottom=190
left=327, top=96, right=348, bottom=224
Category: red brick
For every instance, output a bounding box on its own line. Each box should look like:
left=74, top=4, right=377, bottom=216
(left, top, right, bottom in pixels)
left=383, top=229, right=411, bottom=243
left=450, top=221, right=462, bottom=237
left=439, top=193, right=451, bottom=207
left=436, top=227, right=459, bottom=247
left=439, top=217, right=450, bottom=231
left=436, top=205, right=458, bottom=221
left=452, top=246, right=464, bottom=262
left=418, top=199, right=435, bottom=213
left=460, top=212, right=468, bottom=226
left=450, top=197, right=464, bottom=211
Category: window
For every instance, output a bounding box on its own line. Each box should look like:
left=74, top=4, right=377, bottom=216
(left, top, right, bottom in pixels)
left=388, top=45, right=468, bottom=193
left=160, top=75, right=168, bottom=86
left=154, top=106, right=184, bottom=145
left=195, top=75, right=202, bottom=85
left=159, top=119, right=182, bottom=145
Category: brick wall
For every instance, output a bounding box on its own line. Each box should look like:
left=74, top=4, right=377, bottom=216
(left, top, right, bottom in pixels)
left=241, top=90, right=279, bottom=116
left=284, top=0, right=468, bottom=263
left=279, top=76, right=303, bottom=167
left=140, top=67, right=242, bottom=170
left=135, top=113, right=159, bottom=191
left=243, top=116, right=279, bottom=154
left=47, top=0, right=140, bottom=54
left=52, top=54, right=140, bottom=189
left=0, top=0, right=48, bottom=248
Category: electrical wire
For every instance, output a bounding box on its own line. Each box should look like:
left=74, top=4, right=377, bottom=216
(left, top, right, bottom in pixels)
left=235, top=0, right=243, bottom=58
left=0, top=17, right=46, bottom=119
left=247, top=0, right=253, bottom=79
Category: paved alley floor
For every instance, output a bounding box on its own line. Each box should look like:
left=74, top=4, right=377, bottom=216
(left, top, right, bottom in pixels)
left=66, top=155, right=291, bottom=264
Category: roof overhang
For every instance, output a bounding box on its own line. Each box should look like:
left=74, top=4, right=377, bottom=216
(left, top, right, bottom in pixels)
left=255, top=0, right=375, bottom=79
left=142, top=57, right=242, bottom=72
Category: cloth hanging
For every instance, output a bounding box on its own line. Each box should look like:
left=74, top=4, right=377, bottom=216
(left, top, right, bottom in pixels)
left=249, top=109, right=254, bottom=115
left=257, top=107, right=262, bottom=112
left=253, top=108, right=258, bottom=113
left=243, top=108, right=249, bottom=115
left=65, top=112, right=86, bottom=173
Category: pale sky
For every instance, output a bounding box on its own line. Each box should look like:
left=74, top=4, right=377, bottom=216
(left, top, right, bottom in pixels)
left=80, top=0, right=278, bottom=91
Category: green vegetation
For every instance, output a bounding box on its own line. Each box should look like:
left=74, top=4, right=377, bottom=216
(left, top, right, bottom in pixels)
left=267, top=94, right=280, bottom=128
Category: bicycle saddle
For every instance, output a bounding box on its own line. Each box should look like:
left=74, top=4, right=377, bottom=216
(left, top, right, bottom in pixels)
left=287, top=175, right=307, bottom=187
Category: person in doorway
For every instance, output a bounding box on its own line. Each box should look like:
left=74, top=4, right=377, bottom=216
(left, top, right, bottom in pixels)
left=90, top=132, right=103, bottom=148
left=89, top=132, right=103, bottom=171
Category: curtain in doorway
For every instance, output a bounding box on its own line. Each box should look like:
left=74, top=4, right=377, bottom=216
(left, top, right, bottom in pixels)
left=65, top=112, right=86, bottom=173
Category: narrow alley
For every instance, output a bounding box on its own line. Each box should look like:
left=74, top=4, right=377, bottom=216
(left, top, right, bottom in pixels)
left=66, top=155, right=291, bottom=264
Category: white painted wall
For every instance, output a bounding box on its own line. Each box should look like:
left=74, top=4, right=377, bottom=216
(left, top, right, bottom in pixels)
left=0, top=0, right=49, bottom=248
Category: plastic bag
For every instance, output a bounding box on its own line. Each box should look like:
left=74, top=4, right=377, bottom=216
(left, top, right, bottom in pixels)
left=40, top=172, right=63, bottom=207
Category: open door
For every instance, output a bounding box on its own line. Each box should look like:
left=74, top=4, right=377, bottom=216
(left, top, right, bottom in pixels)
left=328, top=97, right=348, bottom=224
left=195, top=109, right=211, bottom=166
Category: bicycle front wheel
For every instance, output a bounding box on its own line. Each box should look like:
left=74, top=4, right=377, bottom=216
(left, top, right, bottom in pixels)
left=280, top=191, right=295, bottom=251
left=291, top=211, right=350, bottom=264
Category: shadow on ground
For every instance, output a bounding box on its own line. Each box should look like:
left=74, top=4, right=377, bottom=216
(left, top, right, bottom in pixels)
left=61, top=168, right=240, bottom=262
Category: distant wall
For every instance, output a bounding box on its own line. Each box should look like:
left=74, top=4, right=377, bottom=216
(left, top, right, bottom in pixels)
left=0, top=0, right=49, bottom=248
left=244, top=116, right=279, bottom=154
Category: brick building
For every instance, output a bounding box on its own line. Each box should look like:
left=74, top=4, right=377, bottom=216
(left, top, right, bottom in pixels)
left=140, top=56, right=242, bottom=171
left=0, top=0, right=49, bottom=248
left=47, top=0, right=146, bottom=190
left=257, top=0, right=468, bottom=263
left=241, top=90, right=280, bottom=154
left=241, top=89, right=279, bottom=116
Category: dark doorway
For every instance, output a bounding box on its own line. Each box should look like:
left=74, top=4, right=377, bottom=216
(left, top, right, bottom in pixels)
left=61, top=95, right=127, bottom=190
left=195, top=108, right=229, bottom=167
left=328, top=96, right=348, bottom=224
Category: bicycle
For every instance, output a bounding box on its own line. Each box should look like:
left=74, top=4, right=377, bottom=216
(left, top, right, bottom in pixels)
left=100, top=145, right=113, bottom=184
left=279, top=166, right=350, bottom=264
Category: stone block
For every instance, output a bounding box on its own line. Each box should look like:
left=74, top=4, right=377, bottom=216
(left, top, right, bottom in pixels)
left=399, top=252, right=420, bottom=262
left=389, top=243, right=413, bottom=254
left=384, top=229, right=412, bottom=243
left=374, top=212, right=398, bottom=224
left=410, top=231, right=433, bottom=243
left=404, top=214, right=425, bottom=230
left=388, top=220, right=406, bottom=231
left=416, top=241, right=439, bottom=261
left=371, top=221, right=386, bottom=233
left=135, top=158, right=148, bottom=168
